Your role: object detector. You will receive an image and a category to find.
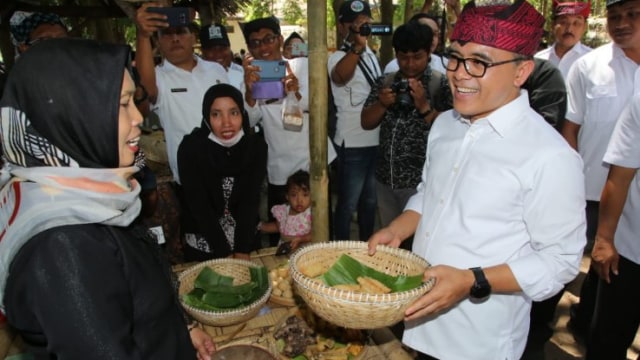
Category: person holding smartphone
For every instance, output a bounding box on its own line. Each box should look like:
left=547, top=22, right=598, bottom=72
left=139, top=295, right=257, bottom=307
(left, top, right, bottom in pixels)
left=134, top=3, right=228, bottom=189
left=242, top=17, right=336, bottom=247
left=283, top=32, right=306, bottom=59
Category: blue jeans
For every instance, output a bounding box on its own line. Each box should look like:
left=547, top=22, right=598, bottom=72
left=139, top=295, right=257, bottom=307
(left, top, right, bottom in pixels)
left=333, top=144, right=378, bottom=241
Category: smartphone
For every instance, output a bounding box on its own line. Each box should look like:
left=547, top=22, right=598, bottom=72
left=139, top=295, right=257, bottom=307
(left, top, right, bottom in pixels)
left=147, top=7, right=190, bottom=28
left=253, top=60, right=287, bottom=81
left=291, top=42, right=308, bottom=57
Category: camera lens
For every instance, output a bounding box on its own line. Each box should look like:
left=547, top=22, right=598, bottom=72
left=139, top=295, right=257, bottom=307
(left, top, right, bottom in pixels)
left=359, top=23, right=372, bottom=36
left=392, top=79, right=413, bottom=106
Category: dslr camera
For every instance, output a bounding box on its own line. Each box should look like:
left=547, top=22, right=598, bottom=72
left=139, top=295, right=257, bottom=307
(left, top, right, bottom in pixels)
left=391, top=79, right=413, bottom=106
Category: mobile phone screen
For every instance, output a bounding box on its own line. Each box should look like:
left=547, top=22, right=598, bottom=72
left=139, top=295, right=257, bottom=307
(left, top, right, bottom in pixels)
left=253, top=60, right=287, bottom=81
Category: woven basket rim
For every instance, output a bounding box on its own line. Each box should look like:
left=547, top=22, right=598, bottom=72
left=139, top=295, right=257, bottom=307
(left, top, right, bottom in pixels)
left=289, top=241, right=434, bottom=304
left=178, top=258, right=272, bottom=318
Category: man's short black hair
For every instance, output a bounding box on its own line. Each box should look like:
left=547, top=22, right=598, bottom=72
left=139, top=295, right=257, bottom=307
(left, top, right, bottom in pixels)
left=392, top=22, right=433, bottom=53
left=409, top=13, right=441, bottom=25
left=242, top=16, right=281, bottom=43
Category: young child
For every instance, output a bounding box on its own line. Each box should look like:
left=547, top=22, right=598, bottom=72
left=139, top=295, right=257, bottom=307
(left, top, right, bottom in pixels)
left=260, top=170, right=312, bottom=251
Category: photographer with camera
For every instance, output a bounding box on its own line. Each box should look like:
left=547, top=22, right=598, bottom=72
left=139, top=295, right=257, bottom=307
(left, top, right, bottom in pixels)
left=328, top=0, right=382, bottom=241
left=361, top=21, right=452, bottom=248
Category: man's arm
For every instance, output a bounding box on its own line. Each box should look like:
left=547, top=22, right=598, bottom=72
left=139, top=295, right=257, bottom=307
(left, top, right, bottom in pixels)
left=367, top=210, right=421, bottom=252
left=134, top=2, right=167, bottom=106
left=592, top=165, right=635, bottom=282
left=330, top=24, right=368, bottom=86
left=561, top=120, right=581, bottom=150
left=404, top=264, right=521, bottom=320
left=331, top=50, right=363, bottom=86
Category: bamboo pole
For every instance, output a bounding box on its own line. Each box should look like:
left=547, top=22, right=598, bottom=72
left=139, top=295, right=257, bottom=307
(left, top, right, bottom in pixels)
left=308, top=0, right=331, bottom=242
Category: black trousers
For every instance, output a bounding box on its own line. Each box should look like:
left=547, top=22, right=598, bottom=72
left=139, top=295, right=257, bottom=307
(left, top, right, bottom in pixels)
left=586, top=255, right=640, bottom=360
left=571, top=200, right=600, bottom=335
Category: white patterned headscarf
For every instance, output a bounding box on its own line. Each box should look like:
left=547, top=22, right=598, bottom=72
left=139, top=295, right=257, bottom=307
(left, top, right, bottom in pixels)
left=0, top=39, right=142, bottom=311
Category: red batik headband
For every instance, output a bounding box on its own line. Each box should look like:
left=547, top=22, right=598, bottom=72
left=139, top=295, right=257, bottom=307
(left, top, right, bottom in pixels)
left=450, top=0, right=545, bottom=57
left=553, top=0, right=591, bottom=18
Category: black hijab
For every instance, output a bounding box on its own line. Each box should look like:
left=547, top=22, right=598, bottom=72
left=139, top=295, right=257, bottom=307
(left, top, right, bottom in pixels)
left=199, top=83, right=250, bottom=134
left=1, top=38, right=130, bottom=169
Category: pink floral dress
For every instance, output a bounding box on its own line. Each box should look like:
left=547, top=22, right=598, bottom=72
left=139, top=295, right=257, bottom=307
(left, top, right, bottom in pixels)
left=270, top=204, right=312, bottom=237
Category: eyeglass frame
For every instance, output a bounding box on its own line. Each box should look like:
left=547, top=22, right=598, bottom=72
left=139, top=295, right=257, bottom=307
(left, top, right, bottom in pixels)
left=247, top=34, right=279, bottom=49
left=441, top=50, right=529, bottom=78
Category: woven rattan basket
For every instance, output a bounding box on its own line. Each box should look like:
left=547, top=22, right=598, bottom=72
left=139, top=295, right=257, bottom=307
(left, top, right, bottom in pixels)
left=178, top=258, right=272, bottom=326
left=289, top=241, right=434, bottom=329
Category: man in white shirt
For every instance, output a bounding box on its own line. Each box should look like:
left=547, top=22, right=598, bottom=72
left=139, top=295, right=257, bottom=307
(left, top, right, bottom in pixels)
left=588, top=93, right=640, bottom=359
left=242, top=17, right=336, bottom=246
left=368, top=1, right=586, bottom=359
left=328, top=0, right=381, bottom=241
left=199, top=23, right=244, bottom=91
left=562, top=0, right=640, bottom=339
left=535, top=1, right=592, bottom=78
left=134, top=4, right=228, bottom=185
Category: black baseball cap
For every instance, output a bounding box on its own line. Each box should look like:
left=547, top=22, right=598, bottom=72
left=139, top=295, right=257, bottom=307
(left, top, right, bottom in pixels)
left=339, top=0, right=372, bottom=23
left=199, top=23, right=230, bottom=48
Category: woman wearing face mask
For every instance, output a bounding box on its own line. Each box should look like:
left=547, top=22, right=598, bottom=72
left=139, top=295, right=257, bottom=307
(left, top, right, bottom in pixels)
left=178, top=84, right=267, bottom=261
left=0, top=38, right=215, bottom=359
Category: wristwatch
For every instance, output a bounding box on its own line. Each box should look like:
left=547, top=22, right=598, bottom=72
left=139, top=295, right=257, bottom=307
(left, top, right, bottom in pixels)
left=350, top=46, right=365, bottom=55
left=418, top=107, right=433, bottom=118
left=469, top=267, right=491, bottom=299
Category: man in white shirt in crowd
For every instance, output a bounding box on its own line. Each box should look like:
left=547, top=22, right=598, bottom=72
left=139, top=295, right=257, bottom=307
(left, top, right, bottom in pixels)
left=368, top=1, right=586, bottom=359
left=535, top=0, right=592, bottom=78
left=562, top=0, right=640, bottom=339
left=199, top=23, right=244, bottom=90
left=328, top=0, right=382, bottom=241
left=242, top=17, right=335, bottom=246
left=134, top=3, right=228, bottom=185
left=587, top=93, right=640, bottom=359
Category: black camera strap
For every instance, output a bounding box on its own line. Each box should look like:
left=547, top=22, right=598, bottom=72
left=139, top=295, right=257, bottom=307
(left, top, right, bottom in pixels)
left=340, top=35, right=381, bottom=88
left=357, top=52, right=381, bottom=88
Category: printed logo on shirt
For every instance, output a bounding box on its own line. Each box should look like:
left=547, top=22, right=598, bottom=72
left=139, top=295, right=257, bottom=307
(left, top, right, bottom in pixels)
left=171, top=88, right=188, bottom=93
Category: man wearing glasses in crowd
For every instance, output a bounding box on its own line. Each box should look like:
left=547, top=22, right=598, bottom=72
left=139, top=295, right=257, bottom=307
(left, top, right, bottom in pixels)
left=134, top=3, right=228, bottom=188
left=242, top=17, right=335, bottom=246
left=367, top=0, right=586, bottom=359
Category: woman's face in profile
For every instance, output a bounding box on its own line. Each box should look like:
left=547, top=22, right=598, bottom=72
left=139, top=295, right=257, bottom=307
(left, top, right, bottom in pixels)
left=118, top=70, right=143, bottom=167
left=208, top=97, right=243, bottom=140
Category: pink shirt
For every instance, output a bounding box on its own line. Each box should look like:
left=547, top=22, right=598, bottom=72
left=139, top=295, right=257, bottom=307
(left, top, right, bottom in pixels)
left=271, top=204, right=311, bottom=237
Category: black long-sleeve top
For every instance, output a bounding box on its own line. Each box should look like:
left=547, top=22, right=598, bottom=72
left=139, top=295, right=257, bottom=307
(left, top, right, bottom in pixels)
left=4, top=224, right=196, bottom=359
left=178, top=127, right=267, bottom=260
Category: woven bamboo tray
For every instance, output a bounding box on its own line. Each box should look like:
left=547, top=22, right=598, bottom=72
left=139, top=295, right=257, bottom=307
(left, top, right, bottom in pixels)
left=178, top=258, right=272, bottom=326
left=289, top=241, right=434, bottom=329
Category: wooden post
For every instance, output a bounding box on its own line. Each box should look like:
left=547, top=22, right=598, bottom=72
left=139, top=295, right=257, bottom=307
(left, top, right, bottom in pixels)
left=308, top=0, right=331, bottom=243
left=380, top=0, right=394, bottom=69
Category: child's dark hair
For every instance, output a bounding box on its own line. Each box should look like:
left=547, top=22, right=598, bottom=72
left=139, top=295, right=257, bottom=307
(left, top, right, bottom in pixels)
left=286, top=170, right=310, bottom=193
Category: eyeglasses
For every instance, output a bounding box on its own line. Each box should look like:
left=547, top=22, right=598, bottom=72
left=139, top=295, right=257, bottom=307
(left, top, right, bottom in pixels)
left=159, top=27, right=191, bottom=37
left=248, top=34, right=278, bottom=49
left=442, top=52, right=528, bottom=78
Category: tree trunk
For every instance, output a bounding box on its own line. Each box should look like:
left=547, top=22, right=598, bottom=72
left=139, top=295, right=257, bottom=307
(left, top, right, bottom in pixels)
left=379, top=0, right=394, bottom=69
left=308, top=0, right=331, bottom=243
left=404, top=0, right=415, bottom=23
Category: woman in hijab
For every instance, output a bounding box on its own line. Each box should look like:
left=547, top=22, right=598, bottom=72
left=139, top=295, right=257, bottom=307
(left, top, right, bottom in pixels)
left=0, top=38, right=215, bottom=360
left=178, top=84, right=267, bottom=261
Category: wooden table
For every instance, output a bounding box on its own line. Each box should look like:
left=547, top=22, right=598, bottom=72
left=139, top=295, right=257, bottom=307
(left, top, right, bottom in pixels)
left=174, top=247, right=415, bottom=359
